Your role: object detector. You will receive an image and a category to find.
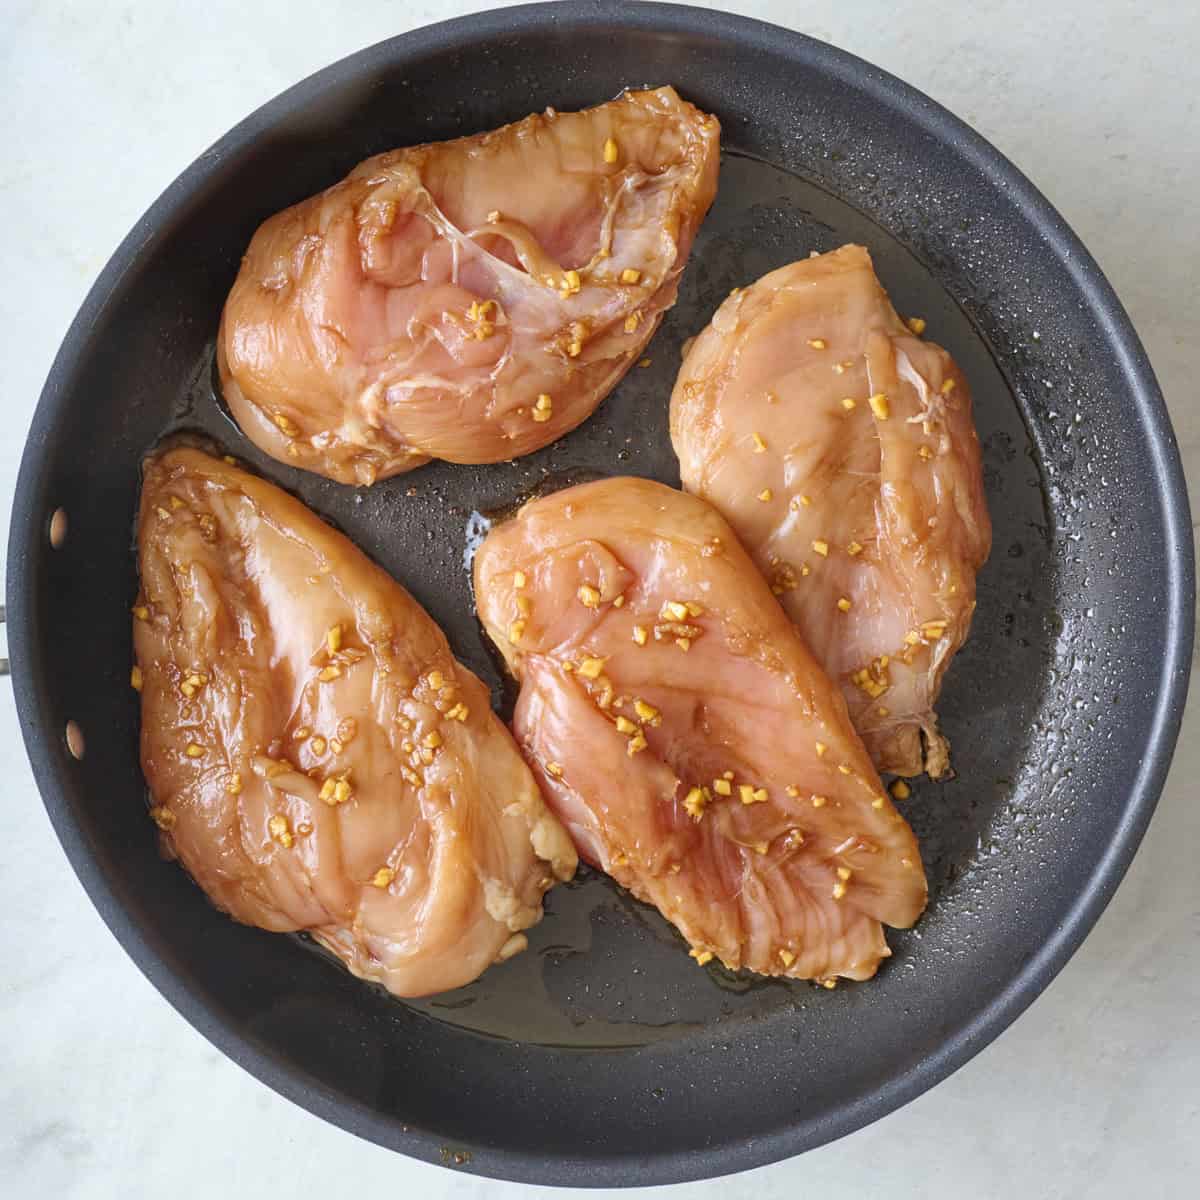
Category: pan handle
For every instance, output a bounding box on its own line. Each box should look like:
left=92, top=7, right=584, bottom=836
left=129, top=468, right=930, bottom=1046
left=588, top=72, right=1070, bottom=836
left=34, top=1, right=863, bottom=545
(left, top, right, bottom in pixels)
left=0, top=604, right=8, bottom=675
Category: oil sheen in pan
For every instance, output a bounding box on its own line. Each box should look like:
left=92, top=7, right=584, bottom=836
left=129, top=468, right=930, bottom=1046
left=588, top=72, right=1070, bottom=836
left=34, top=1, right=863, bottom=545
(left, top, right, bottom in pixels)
left=161, top=150, right=1051, bottom=1049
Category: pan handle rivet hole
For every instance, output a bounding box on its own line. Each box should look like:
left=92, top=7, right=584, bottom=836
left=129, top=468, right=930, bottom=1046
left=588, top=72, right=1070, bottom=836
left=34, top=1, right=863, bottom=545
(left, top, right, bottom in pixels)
left=65, top=720, right=85, bottom=761
left=49, top=508, right=68, bottom=549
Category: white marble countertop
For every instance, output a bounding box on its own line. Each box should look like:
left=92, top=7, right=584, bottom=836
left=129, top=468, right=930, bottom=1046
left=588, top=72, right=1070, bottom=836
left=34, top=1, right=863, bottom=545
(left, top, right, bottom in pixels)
left=3, top=3, right=1197, bottom=1197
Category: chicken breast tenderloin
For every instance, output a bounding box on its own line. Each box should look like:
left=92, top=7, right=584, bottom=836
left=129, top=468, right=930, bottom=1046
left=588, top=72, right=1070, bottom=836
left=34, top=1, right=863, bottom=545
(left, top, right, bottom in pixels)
left=133, top=447, right=576, bottom=998
left=219, top=87, right=719, bottom=484
left=671, top=245, right=991, bottom=777
left=475, top=478, right=926, bottom=983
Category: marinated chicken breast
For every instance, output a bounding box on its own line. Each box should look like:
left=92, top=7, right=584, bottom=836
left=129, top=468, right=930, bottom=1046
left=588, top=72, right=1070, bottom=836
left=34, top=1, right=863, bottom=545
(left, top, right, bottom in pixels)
left=219, top=87, right=720, bottom=485
left=133, top=447, right=576, bottom=998
left=474, top=478, right=926, bottom=983
left=671, top=246, right=991, bottom=777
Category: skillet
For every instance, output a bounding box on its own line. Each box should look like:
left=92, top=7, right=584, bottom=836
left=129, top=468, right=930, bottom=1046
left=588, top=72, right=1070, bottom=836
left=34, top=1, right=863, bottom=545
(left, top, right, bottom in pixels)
left=7, top=2, right=1194, bottom=1186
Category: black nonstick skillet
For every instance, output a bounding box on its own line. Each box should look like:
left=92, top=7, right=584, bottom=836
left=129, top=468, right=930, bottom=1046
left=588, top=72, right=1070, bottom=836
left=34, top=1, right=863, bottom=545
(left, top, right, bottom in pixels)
left=8, top=2, right=1193, bottom=1186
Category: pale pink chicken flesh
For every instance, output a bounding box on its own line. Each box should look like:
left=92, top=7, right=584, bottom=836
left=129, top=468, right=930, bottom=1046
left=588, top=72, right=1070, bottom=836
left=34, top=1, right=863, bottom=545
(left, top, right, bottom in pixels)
left=219, top=87, right=720, bottom=484
left=474, top=477, right=927, bottom=983
left=671, top=245, right=991, bottom=777
left=133, top=447, right=576, bottom=998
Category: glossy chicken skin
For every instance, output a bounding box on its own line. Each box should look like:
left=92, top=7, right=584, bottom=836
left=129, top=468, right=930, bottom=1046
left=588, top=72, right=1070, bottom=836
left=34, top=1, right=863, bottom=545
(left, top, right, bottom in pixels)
left=671, top=246, right=991, bottom=777
left=133, top=448, right=576, bottom=998
left=475, top=478, right=926, bottom=982
left=219, top=87, right=720, bottom=484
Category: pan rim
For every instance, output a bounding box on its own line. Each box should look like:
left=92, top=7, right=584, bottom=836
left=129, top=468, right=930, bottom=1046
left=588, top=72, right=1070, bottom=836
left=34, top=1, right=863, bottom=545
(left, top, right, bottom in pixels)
left=8, top=1, right=1194, bottom=1186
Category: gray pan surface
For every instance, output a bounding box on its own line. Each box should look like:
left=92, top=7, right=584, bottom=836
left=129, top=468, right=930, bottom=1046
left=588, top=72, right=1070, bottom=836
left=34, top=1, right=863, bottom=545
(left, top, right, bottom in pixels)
left=7, top=2, right=1193, bottom=1186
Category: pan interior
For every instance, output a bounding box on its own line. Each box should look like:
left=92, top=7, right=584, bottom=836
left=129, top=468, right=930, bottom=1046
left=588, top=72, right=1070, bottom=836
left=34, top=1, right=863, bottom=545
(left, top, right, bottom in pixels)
left=169, top=149, right=1047, bottom=1047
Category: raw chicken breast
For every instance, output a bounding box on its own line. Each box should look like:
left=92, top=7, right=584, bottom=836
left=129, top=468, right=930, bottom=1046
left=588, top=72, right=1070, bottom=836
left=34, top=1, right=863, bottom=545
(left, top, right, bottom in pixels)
left=219, top=87, right=720, bottom=484
left=133, top=447, right=576, bottom=998
left=474, top=478, right=926, bottom=983
left=671, top=246, right=991, bottom=777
